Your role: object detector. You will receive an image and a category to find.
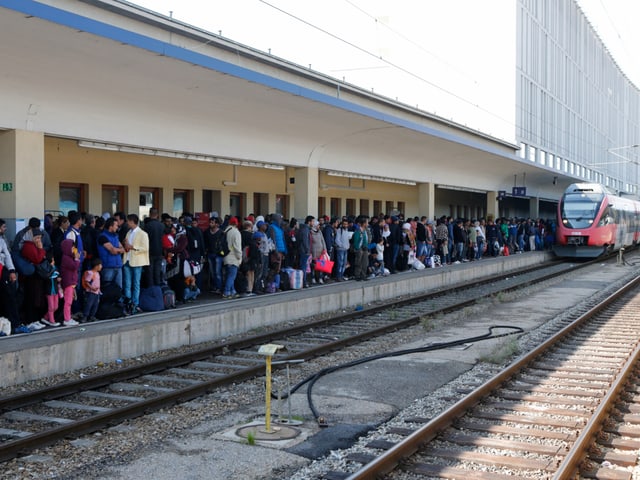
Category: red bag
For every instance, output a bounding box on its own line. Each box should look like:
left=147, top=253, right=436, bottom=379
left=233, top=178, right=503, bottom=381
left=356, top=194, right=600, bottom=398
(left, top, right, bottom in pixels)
left=314, top=254, right=334, bottom=274
left=503, top=245, right=510, bottom=256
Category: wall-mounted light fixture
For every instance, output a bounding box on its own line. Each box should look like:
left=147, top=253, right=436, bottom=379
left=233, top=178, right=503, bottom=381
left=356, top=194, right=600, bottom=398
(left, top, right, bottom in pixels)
left=326, top=170, right=416, bottom=186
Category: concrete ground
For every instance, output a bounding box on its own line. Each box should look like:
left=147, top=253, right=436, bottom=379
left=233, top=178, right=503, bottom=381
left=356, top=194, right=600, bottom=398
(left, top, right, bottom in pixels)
left=94, top=258, right=634, bottom=480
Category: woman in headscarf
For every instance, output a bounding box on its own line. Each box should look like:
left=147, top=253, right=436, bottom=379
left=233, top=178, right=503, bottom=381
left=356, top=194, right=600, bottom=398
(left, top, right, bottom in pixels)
left=399, top=222, right=416, bottom=271
left=21, top=229, right=48, bottom=329
left=309, top=218, right=327, bottom=284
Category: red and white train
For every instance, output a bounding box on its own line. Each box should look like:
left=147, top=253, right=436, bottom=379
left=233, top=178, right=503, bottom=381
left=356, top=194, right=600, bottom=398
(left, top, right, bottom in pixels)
left=553, top=183, right=640, bottom=257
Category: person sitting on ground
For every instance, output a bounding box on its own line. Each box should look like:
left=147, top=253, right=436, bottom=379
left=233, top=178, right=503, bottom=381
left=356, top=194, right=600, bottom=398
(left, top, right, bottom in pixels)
left=81, top=257, right=102, bottom=322
left=183, top=275, right=200, bottom=302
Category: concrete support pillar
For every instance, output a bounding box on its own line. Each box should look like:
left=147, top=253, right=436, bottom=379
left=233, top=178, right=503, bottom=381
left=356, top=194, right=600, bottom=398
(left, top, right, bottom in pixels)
left=418, top=182, right=435, bottom=220
left=126, top=187, right=140, bottom=218
left=0, top=129, right=45, bottom=239
left=161, top=184, right=173, bottom=215
left=220, top=190, right=231, bottom=218
left=529, top=197, right=539, bottom=219
left=267, top=193, right=277, bottom=217
left=245, top=193, right=254, bottom=217
left=293, top=167, right=318, bottom=219
left=192, top=188, right=203, bottom=214
left=486, top=191, right=499, bottom=221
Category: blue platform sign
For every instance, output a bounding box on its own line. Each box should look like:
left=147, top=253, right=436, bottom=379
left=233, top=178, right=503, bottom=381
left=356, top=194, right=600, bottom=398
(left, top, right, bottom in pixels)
left=512, top=186, right=527, bottom=196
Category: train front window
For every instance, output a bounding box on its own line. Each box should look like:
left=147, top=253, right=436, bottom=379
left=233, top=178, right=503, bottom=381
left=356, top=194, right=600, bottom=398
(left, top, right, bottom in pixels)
left=560, top=193, right=604, bottom=228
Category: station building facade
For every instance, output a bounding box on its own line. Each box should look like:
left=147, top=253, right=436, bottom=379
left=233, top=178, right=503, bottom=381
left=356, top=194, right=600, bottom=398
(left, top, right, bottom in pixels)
left=517, top=0, right=640, bottom=195
left=0, top=0, right=637, bottom=238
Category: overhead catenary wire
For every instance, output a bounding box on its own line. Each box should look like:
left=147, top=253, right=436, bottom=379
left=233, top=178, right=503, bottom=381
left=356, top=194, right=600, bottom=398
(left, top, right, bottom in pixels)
left=256, top=0, right=513, bottom=130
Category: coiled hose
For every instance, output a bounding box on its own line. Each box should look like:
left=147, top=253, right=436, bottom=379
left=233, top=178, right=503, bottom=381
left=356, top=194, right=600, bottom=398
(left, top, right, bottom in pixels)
left=273, top=325, right=525, bottom=426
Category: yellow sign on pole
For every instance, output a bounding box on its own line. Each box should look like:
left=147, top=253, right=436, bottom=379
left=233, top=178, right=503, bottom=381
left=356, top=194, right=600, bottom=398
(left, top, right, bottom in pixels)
left=258, top=344, right=283, bottom=433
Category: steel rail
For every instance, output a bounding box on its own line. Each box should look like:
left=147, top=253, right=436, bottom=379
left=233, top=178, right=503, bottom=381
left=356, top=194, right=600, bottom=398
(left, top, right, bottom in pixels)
left=344, top=273, right=640, bottom=480
left=0, top=257, right=607, bottom=462
left=0, top=259, right=570, bottom=412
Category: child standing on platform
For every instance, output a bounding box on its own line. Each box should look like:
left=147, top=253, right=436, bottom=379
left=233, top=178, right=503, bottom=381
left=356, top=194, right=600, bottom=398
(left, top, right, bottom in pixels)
left=41, top=258, right=62, bottom=327
left=81, top=258, right=102, bottom=322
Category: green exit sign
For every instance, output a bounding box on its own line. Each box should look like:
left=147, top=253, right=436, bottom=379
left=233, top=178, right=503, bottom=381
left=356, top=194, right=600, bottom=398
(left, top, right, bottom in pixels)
left=2, top=183, right=13, bottom=192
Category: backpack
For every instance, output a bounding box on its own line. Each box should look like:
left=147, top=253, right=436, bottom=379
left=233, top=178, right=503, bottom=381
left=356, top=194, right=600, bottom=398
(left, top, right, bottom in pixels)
left=279, top=270, right=290, bottom=291
left=220, top=229, right=230, bottom=257
left=139, top=286, right=165, bottom=312
left=161, top=285, right=176, bottom=309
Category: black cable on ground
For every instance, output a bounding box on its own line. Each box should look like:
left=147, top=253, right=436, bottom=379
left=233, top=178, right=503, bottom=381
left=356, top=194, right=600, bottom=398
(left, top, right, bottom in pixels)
left=272, top=325, right=525, bottom=425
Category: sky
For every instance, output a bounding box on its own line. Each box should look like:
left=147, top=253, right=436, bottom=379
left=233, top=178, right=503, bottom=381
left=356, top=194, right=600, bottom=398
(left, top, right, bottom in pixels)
left=128, top=0, right=640, bottom=142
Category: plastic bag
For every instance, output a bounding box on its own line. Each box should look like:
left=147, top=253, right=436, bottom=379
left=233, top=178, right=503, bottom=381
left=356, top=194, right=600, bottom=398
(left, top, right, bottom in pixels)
left=0, top=317, right=11, bottom=336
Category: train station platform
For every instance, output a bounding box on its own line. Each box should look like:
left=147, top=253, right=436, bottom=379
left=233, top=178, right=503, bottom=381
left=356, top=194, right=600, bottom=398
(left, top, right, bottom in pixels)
left=0, top=252, right=552, bottom=388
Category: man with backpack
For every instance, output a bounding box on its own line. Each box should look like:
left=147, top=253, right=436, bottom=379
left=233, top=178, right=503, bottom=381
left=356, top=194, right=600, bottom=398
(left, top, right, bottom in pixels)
left=204, top=216, right=224, bottom=294
left=184, top=216, right=205, bottom=289
left=144, top=208, right=165, bottom=287
left=222, top=216, right=242, bottom=299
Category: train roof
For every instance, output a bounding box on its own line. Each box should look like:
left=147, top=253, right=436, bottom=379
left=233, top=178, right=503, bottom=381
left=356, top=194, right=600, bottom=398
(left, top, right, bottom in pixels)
left=564, top=183, right=616, bottom=195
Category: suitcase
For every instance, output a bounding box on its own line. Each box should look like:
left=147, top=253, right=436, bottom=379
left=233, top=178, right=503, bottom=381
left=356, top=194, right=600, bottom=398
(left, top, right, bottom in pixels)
left=283, top=267, right=304, bottom=290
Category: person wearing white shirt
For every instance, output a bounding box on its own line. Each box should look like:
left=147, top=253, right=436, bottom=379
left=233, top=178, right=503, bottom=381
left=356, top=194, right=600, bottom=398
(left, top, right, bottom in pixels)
left=122, top=214, right=149, bottom=313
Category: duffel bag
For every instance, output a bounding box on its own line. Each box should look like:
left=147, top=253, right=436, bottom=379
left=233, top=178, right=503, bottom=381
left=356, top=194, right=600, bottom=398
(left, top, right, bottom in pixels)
left=139, top=285, right=164, bottom=312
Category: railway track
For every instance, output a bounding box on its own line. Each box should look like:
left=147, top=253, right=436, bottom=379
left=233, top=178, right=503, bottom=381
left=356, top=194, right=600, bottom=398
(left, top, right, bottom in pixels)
left=329, top=271, right=640, bottom=480
left=0, top=257, right=613, bottom=463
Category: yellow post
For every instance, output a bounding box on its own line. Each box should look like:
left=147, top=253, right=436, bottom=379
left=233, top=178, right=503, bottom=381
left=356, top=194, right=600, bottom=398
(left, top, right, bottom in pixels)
left=258, top=343, right=283, bottom=434
left=264, top=354, right=272, bottom=433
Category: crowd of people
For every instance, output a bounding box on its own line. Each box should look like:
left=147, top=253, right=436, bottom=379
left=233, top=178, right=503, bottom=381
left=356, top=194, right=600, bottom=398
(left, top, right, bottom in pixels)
left=0, top=209, right=556, bottom=336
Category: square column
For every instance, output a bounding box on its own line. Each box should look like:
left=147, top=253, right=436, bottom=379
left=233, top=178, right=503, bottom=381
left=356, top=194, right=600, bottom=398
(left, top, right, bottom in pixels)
left=293, top=167, right=319, bottom=219
left=486, top=191, right=499, bottom=221
left=0, top=129, right=45, bottom=238
left=418, top=182, right=435, bottom=220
